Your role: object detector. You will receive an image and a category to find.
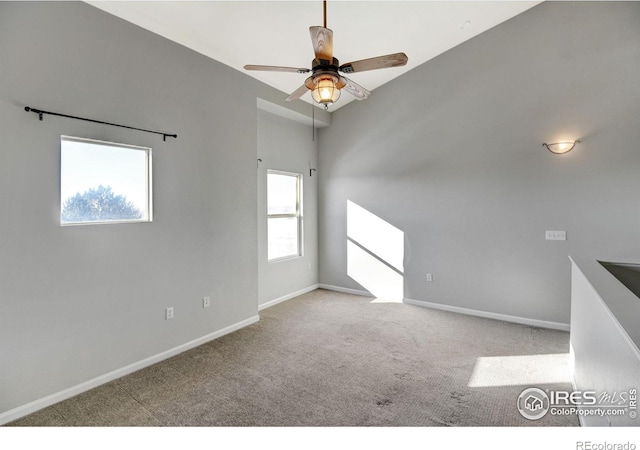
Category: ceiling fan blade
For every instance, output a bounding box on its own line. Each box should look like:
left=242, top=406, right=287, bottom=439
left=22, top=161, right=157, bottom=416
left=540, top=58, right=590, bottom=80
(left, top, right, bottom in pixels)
left=309, top=26, right=333, bottom=62
left=285, top=84, right=311, bottom=102
left=339, top=52, right=408, bottom=74
left=340, top=76, right=370, bottom=100
left=244, top=65, right=310, bottom=74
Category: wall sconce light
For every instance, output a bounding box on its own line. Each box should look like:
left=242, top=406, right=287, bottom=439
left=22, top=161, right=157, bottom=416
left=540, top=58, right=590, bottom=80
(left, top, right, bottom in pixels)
left=542, top=141, right=579, bottom=154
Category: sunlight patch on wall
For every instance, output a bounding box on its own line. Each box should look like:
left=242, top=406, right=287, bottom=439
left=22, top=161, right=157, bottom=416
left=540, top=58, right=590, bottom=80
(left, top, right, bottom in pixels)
left=347, top=241, right=404, bottom=303
left=347, top=200, right=404, bottom=303
left=347, top=201, right=404, bottom=272
left=468, top=353, right=571, bottom=388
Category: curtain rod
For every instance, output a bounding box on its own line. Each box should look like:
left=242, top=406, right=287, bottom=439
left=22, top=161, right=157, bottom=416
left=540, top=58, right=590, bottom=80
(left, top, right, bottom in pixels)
left=24, top=106, right=177, bottom=141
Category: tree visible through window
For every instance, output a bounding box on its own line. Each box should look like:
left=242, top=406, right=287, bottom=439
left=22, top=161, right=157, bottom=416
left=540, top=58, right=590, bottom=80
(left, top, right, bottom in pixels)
left=60, top=136, right=152, bottom=225
left=61, top=185, right=142, bottom=223
left=267, top=171, right=302, bottom=261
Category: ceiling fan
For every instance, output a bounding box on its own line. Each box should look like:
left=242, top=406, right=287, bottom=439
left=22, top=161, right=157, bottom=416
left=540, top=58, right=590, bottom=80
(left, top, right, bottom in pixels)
left=244, top=0, right=408, bottom=109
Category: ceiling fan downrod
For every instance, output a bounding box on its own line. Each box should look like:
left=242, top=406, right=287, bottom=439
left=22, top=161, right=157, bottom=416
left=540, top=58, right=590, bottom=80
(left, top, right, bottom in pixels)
left=323, top=0, right=327, bottom=28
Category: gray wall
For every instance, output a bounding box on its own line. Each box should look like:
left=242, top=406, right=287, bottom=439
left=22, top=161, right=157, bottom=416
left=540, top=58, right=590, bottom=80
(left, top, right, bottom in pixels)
left=318, top=2, right=640, bottom=324
left=0, top=1, right=309, bottom=417
left=257, top=109, right=319, bottom=306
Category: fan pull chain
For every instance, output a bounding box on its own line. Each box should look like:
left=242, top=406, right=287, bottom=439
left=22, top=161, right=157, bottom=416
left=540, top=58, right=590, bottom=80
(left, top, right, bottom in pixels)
left=312, top=102, right=315, bottom=141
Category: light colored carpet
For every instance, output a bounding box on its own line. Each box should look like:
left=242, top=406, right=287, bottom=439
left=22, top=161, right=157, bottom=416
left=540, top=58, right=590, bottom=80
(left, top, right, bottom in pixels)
left=8, top=289, right=578, bottom=426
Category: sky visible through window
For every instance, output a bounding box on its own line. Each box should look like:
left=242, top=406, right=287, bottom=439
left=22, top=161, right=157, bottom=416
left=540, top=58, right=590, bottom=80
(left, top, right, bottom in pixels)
left=267, top=173, right=297, bottom=215
left=267, top=172, right=301, bottom=260
left=60, top=137, right=150, bottom=224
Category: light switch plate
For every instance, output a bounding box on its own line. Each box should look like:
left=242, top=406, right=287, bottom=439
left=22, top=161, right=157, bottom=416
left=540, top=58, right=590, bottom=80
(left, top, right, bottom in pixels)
left=545, top=230, right=566, bottom=241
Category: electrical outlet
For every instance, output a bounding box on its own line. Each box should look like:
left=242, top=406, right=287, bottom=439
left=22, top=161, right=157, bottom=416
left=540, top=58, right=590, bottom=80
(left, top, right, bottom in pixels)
left=203, top=296, right=210, bottom=308
left=545, top=230, right=566, bottom=241
left=166, top=307, right=174, bottom=320
left=426, top=273, right=433, bottom=282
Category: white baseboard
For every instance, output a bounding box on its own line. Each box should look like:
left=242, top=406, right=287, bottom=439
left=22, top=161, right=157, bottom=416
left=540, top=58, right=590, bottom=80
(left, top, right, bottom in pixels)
left=0, top=314, right=260, bottom=426
left=317, top=285, right=569, bottom=331
left=403, top=298, right=570, bottom=331
left=318, top=284, right=373, bottom=297
left=258, top=284, right=319, bottom=311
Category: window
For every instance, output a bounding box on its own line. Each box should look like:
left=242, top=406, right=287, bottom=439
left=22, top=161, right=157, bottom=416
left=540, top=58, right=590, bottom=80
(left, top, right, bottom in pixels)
left=267, top=170, right=303, bottom=261
left=60, top=136, right=152, bottom=225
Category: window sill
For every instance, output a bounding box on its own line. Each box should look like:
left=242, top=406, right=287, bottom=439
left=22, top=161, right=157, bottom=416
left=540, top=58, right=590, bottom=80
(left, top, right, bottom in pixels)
left=268, top=254, right=303, bottom=264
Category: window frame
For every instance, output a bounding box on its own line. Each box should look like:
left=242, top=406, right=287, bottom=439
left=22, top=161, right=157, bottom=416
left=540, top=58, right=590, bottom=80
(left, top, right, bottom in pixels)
left=60, top=135, right=153, bottom=226
left=267, top=169, right=303, bottom=262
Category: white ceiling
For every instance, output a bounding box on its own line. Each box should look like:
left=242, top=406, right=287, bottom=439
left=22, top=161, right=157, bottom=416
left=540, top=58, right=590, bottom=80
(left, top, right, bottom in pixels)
left=88, top=1, right=541, bottom=110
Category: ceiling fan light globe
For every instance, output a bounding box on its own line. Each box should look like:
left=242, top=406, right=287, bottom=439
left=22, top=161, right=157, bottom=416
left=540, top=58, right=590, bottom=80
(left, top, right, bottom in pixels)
left=311, top=76, right=341, bottom=105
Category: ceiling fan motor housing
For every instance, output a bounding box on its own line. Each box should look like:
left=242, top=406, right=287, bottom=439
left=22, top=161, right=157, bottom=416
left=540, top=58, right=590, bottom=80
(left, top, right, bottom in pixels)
left=307, top=58, right=346, bottom=88
left=312, top=57, right=340, bottom=73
